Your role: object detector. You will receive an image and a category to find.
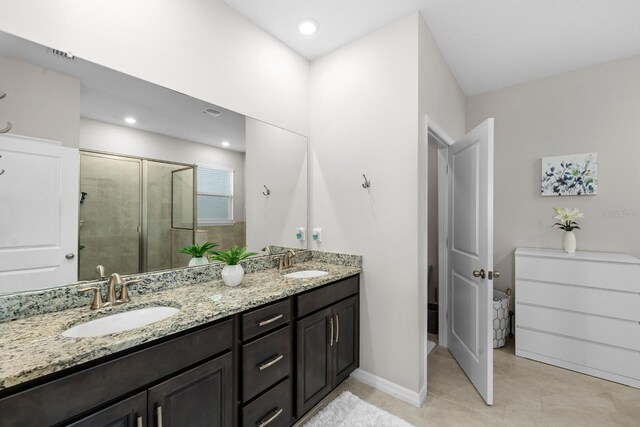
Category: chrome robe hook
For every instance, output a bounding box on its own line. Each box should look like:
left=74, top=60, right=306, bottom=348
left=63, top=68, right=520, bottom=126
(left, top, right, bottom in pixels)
left=0, top=92, right=12, bottom=134
left=362, top=174, right=371, bottom=189
left=263, top=185, right=271, bottom=196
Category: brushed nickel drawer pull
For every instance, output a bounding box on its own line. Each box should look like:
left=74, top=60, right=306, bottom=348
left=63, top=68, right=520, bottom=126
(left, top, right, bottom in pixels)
left=157, top=406, right=163, bottom=427
left=329, top=316, right=334, bottom=346
left=259, top=354, right=284, bottom=371
left=136, top=416, right=143, bottom=427
left=335, top=314, right=340, bottom=343
left=258, top=408, right=283, bottom=427
left=259, top=314, right=283, bottom=327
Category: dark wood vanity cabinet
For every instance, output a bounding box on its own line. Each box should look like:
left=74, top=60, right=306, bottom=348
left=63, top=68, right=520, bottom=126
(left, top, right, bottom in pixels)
left=295, top=279, right=360, bottom=417
left=67, top=392, right=147, bottom=427
left=0, top=275, right=359, bottom=427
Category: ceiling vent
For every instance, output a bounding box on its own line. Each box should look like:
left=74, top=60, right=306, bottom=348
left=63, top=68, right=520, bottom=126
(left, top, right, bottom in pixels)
left=201, top=108, right=222, bottom=117
left=51, top=49, right=75, bottom=60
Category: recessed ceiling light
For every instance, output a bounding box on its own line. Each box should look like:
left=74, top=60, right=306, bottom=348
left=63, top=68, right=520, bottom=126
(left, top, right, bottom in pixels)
left=222, top=141, right=230, bottom=147
left=124, top=117, right=136, bottom=125
left=202, top=108, right=222, bottom=117
left=298, top=18, right=319, bottom=35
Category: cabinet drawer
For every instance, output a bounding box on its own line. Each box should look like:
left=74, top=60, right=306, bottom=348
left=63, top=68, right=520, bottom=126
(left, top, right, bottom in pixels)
left=0, top=320, right=233, bottom=427
left=517, top=304, right=640, bottom=351
left=243, top=299, right=291, bottom=341
left=242, top=326, right=291, bottom=402
left=296, top=275, right=359, bottom=317
left=516, top=279, right=640, bottom=321
left=242, top=378, right=291, bottom=427
left=516, top=256, right=640, bottom=292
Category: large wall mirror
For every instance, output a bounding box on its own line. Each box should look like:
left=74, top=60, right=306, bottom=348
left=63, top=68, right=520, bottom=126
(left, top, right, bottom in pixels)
left=0, top=31, right=308, bottom=293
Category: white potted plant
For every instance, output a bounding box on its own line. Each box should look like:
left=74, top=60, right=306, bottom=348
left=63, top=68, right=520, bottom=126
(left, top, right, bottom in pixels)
left=178, top=242, right=218, bottom=267
left=209, top=245, right=257, bottom=287
left=553, top=207, right=584, bottom=254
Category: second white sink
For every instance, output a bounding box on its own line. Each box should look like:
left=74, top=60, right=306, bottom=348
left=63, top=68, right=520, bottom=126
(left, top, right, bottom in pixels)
left=284, top=270, right=328, bottom=279
left=62, top=306, right=180, bottom=338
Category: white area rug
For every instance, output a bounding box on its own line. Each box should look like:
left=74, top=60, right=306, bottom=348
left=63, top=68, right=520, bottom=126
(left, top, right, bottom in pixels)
left=304, top=391, right=414, bottom=427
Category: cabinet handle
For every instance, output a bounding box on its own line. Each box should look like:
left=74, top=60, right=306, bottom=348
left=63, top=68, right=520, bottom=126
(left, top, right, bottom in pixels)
left=136, top=416, right=143, bottom=427
left=258, top=408, right=283, bottom=427
left=258, top=314, right=283, bottom=326
left=156, top=406, right=163, bottom=427
left=259, top=354, right=284, bottom=371
left=329, top=316, right=334, bottom=347
left=335, top=314, right=340, bottom=344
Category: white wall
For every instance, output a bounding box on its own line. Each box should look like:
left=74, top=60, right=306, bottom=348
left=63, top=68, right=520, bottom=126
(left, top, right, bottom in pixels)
left=466, top=54, right=640, bottom=295
left=0, top=0, right=309, bottom=136
left=245, top=118, right=307, bottom=253
left=0, top=54, right=80, bottom=147
left=79, top=118, right=246, bottom=221
left=310, top=13, right=422, bottom=394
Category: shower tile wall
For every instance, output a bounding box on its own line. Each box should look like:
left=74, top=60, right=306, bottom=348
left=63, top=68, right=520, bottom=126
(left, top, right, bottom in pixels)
left=201, top=222, right=246, bottom=251
left=79, top=154, right=140, bottom=280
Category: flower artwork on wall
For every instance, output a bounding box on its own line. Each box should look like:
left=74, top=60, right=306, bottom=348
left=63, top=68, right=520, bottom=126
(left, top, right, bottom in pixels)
left=541, top=152, right=597, bottom=196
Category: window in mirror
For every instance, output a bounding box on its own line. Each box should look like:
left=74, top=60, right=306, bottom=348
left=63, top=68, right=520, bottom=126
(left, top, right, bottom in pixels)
left=197, top=165, right=234, bottom=225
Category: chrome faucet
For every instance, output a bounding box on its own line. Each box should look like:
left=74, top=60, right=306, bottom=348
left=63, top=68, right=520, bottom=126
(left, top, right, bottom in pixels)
left=278, top=249, right=296, bottom=270
left=79, top=273, right=142, bottom=310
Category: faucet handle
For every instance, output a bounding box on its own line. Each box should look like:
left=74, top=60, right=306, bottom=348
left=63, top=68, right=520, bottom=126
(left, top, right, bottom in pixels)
left=119, top=279, right=142, bottom=303
left=78, top=286, right=104, bottom=310
left=95, top=265, right=106, bottom=280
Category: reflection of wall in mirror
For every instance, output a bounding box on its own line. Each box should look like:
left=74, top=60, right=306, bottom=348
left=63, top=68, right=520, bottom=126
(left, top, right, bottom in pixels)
left=245, top=118, right=308, bottom=253
left=0, top=54, right=80, bottom=147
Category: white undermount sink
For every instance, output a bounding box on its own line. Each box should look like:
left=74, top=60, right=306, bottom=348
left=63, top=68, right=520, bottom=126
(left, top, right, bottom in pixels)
left=62, top=306, right=180, bottom=338
left=283, top=270, right=329, bottom=279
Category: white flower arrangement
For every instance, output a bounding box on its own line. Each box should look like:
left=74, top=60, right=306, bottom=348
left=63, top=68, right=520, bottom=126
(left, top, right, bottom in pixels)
left=553, top=207, right=584, bottom=231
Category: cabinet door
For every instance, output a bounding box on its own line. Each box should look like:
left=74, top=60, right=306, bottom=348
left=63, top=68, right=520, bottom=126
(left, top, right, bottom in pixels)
left=67, top=392, right=146, bottom=427
left=332, top=295, right=359, bottom=386
left=295, top=307, right=333, bottom=416
left=148, top=353, right=232, bottom=427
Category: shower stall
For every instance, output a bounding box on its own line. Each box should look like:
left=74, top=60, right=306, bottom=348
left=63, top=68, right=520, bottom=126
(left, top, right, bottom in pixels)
left=78, top=152, right=196, bottom=280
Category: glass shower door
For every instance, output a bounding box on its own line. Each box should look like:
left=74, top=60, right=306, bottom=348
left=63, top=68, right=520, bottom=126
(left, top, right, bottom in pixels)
left=79, top=153, right=141, bottom=280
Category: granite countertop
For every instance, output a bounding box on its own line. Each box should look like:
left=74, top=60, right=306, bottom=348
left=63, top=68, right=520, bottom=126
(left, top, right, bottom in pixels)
left=0, top=261, right=360, bottom=391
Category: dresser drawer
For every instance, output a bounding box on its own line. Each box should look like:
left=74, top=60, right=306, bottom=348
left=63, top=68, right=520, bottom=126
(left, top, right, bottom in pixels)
left=296, top=275, right=359, bottom=317
left=516, top=256, right=640, bottom=292
left=243, top=299, right=291, bottom=341
left=516, top=328, right=640, bottom=382
left=517, top=304, right=640, bottom=351
left=242, top=326, right=291, bottom=402
left=516, top=279, right=640, bottom=321
left=242, top=378, right=291, bottom=427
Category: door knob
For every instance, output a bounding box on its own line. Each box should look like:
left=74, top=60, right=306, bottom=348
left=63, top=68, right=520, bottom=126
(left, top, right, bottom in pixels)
left=493, top=271, right=501, bottom=279
left=65, top=253, right=75, bottom=260
left=472, top=269, right=485, bottom=279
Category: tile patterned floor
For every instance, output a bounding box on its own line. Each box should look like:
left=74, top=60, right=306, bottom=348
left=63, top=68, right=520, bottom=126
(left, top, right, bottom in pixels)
left=297, top=341, right=640, bottom=426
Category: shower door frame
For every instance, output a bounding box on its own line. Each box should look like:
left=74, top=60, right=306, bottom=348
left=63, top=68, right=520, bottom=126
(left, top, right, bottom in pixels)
left=79, top=150, right=197, bottom=276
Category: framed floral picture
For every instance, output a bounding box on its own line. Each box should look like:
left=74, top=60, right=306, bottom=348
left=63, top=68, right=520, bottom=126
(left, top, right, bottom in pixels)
left=541, top=152, right=597, bottom=196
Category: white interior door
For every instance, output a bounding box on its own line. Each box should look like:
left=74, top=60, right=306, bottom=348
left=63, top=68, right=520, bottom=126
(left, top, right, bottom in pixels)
left=0, top=134, right=79, bottom=293
left=447, top=118, right=494, bottom=405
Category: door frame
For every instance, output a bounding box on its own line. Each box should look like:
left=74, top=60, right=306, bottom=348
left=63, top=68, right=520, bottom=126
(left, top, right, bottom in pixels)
left=421, top=115, right=455, bottom=395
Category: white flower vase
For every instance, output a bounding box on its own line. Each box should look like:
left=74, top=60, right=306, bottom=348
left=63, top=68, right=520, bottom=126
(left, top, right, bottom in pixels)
left=563, top=231, right=577, bottom=254
left=222, top=264, right=244, bottom=287
left=189, top=256, right=209, bottom=267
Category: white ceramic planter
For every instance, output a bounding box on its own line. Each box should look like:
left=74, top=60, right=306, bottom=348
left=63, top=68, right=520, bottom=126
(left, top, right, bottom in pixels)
left=563, top=230, right=577, bottom=254
left=222, top=264, right=244, bottom=287
left=188, top=256, right=209, bottom=267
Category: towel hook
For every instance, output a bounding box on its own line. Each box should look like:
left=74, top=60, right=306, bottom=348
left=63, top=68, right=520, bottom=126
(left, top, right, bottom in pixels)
left=362, top=174, right=371, bottom=189
left=0, top=92, right=12, bottom=134
left=262, top=185, right=271, bottom=196
left=0, top=154, right=3, bottom=176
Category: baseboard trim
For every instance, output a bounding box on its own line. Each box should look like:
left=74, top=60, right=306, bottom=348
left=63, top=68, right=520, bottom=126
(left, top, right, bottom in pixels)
left=350, top=369, right=426, bottom=407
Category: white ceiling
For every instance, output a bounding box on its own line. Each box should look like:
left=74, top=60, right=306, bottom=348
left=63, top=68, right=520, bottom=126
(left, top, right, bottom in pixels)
left=223, top=0, right=640, bottom=95
left=0, top=31, right=247, bottom=152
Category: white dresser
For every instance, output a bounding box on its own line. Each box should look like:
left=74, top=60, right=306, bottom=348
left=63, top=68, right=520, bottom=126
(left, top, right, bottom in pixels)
left=515, top=248, right=640, bottom=388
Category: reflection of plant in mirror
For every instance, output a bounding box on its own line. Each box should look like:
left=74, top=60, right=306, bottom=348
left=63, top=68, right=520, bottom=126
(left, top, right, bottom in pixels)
left=178, top=242, right=218, bottom=258
left=210, top=245, right=257, bottom=265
